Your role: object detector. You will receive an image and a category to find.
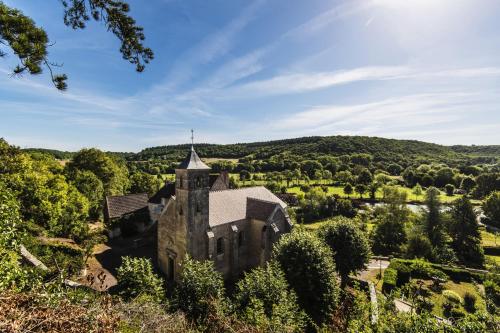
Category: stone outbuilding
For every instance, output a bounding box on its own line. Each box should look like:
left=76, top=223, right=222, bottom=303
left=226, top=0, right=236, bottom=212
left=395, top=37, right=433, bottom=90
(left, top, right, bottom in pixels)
left=157, top=146, right=292, bottom=281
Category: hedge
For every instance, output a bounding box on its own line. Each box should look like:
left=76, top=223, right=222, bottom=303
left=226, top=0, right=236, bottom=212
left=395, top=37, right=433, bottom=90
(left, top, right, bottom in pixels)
left=382, top=268, right=397, bottom=293
left=27, top=242, right=84, bottom=276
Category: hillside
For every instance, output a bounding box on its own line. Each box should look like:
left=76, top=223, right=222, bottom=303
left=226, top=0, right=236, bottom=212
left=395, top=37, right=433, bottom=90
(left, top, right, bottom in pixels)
left=133, top=136, right=474, bottom=163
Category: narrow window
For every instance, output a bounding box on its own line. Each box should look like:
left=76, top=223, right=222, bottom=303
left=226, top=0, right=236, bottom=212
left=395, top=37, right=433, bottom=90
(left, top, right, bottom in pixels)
left=179, top=176, right=184, bottom=189
left=217, top=237, right=224, bottom=255
left=238, top=231, right=244, bottom=248
left=167, top=257, right=175, bottom=281
left=196, top=176, right=202, bottom=188
left=261, top=226, right=267, bottom=249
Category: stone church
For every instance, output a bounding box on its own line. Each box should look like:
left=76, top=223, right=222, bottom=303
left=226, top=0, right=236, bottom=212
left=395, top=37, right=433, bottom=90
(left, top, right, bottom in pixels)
left=157, top=146, right=293, bottom=281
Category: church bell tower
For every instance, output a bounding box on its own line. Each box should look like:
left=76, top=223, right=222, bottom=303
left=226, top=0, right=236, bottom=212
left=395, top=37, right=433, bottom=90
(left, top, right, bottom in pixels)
left=174, top=131, right=211, bottom=260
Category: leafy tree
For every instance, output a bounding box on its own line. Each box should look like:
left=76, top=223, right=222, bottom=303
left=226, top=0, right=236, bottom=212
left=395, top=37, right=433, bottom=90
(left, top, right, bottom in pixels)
left=424, top=187, right=446, bottom=247
left=318, top=218, right=371, bottom=288
left=445, top=184, right=455, bottom=196
left=474, top=173, right=500, bottom=198
left=116, top=256, right=165, bottom=303
left=69, top=170, right=104, bottom=219
left=129, top=172, right=161, bottom=196
left=1, top=0, right=153, bottom=89
left=387, top=163, right=403, bottom=176
left=354, top=184, right=367, bottom=198
left=483, top=191, right=500, bottom=228
left=405, top=233, right=432, bottom=260
left=372, top=187, right=409, bottom=255
left=412, top=183, right=423, bottom=201
left=173, top=256, right=226, bottom=323
left=273, top=230, right=339, bottom=326
left=356, top=168, right=373, bottom=185
left=301, top=160, right=323, bottom=178
left=0, top=181, right=22, bottom=250
left=234, top=262, right=305, bottom=332
left=335, top=170, right=353, bottom=184
left=368, top=181, right=380, bottom=200
left=66, top=148, right=129, bottom=195
left=460, top=176, right=476, bottom=193
left=239, top=169, right=250, bottom=184
left=435, top=167, right=455, bottom=188
left=343, top=183, right=353, bottom=198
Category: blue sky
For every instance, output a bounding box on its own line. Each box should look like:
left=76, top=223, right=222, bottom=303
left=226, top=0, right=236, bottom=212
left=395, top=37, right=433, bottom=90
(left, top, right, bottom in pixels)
left=1, top=0, right=500, bottom=152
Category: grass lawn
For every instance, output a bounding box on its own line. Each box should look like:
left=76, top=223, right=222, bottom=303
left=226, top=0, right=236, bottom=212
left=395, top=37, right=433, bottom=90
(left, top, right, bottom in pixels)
left=481, top=230, right=499, bottom=247
left=426, top=280, right=486, bottom=317
left=286, top=184, right=462, bottom=204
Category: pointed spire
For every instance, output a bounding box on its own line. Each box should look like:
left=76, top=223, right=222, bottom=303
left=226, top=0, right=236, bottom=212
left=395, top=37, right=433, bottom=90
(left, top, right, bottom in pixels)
left=177, top=130, right=210, bottom=170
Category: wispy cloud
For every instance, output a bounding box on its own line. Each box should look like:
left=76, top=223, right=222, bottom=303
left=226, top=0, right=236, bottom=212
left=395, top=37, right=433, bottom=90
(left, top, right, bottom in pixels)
left=222, top=66, right=500, bottom=98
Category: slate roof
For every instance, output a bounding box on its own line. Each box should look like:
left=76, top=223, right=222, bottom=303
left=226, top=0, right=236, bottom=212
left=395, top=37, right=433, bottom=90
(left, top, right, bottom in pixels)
left=209, top=187, right=287, bottom=227
left=209, top=171, right=230, bottom=191
left=105, top=193, right=149, bottom=219
left=177, top=146, right=210, bottom=170
left=246, top=197, right=280, bottom=221
left=148, top=183, right=175, bottom=204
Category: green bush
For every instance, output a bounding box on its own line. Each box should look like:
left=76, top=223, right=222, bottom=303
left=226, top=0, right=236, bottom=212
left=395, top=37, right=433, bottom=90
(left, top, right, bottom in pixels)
left=449, top=307, right=467, bottom=320
left=383, top=268, right=398, bottom=293
left=173, top=256, right=226, bottom=323
left=442, top=290, right=462, bottom=304
left=463, top=292, right=477, bottom=313
left=28, top=242, right=84, bottom=276
left=116, top=256, right=165, bottom=303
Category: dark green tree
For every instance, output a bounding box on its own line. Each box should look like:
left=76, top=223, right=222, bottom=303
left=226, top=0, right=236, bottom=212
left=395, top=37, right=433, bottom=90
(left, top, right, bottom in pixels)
left=356, top=168, right=373, bottom=185
left=424, top=187, right=446, bottom=247
left=449, top=196, right=484, bottom=267
left=318, top=217, right=371, bottom=288
left=460, top=176, right=476, bottom=194
left=0, top=1, right=153, bottom=89
left=483, top=191, right=500, bottom=228
left=343, top=183, right=353, bottom=198
left=405, top=233, right=432, bottom=260
left=372, top=187, right=409, bottom=255
left=272, top=230, right=339, bottom=326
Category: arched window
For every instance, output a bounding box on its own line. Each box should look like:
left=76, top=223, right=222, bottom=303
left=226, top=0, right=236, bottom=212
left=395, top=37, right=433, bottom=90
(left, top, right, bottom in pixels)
left=179, top=176, right=184, bottom=189
left=216, top=237, right=224, bottom=255
left=196, top=202, right=201, bottom=214
left=196, top=176, right=202, bottom=188
left=261, top=226, right=267, bottom=249
left=179, top=206, right=183, bottom=216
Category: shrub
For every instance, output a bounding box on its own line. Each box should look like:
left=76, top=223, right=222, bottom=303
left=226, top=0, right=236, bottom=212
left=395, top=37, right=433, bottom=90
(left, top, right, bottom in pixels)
left=116, top=257, right=165, bottom=303
left=28, top=242, right=84, bottom=276
left=463, top=292, right=477, bottom=313
left=442, top=290, right=462, bottom=304
left=273, top=230, right=339, bottom=326
left=405, top=234, right=432, bottom=260
left=449, top=307, right=467, bottom=320
left=382, top=268, right=397, bottom=293
left=173, top=256, right=226, bottom=323
left=234, top=263, right=305, bottom=332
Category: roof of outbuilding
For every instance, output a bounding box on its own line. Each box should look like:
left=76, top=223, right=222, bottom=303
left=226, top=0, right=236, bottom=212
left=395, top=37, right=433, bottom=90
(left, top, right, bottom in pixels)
left=209, top=186, right=286, bottom=227
left=105, top=193, right=149, bottom=219
left=177, top=146, right=210, bottom=170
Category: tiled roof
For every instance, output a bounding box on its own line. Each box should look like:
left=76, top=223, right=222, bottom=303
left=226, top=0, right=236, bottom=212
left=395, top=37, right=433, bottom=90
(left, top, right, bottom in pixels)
left=105, top=193, right=149, bottom=219
left=177, top=146, right=210, bottom=170
left=209, top=187, right=286, bottom=227
left=148, top=183, right=175, bottom=204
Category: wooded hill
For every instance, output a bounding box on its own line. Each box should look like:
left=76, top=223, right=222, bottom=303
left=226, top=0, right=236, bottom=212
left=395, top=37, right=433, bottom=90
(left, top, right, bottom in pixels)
left=133, top=136, right=499, bottom=165
left=24, top=135, right=500, bottom=166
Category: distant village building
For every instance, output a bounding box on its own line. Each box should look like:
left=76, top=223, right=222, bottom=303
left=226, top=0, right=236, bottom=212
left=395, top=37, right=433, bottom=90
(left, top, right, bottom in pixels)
left=157, top=146, right=293, bottom=281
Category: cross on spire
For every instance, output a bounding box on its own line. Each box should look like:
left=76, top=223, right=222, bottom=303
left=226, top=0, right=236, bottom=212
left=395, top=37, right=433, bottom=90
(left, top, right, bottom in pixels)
left=191, top=129, right=194, bottom=149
